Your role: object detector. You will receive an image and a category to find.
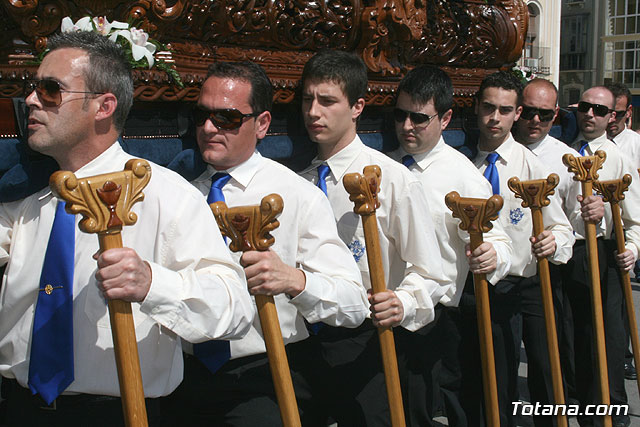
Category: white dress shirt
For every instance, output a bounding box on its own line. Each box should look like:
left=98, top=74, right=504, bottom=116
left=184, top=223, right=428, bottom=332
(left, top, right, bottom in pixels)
left=474, top=135, right=575, bottom=278
left=191, top=152, right=367, bottom=358
left=613, top=126, right=640, bottom=170
left=572, top=132, right=640, bottom=258
left=300, top=136, right=448, bottom=331
left=525, top=134, right=590, bottom=239
left=0, top=142, right=253, bottom=397
left=389, top=138, right=512, bottom=306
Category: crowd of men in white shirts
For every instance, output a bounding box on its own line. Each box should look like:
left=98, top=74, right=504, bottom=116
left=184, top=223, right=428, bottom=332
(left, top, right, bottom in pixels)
left=0, top=29, right=639, bottom=427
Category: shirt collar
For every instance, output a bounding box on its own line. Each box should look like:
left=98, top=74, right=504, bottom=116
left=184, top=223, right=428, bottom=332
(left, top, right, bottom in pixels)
left=573, top=131, right=609, bottom=151
left=195, top=151, right=263, bottom=190
left=305, top=135, right=362, bottom=181
left=394, top=137, right=446, bottom=172
left=476, top=134, right=516, bottom=164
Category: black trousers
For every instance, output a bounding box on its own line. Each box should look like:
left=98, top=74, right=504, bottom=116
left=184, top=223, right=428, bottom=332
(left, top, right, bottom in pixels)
left=562, top=239, right=627, bottom=426
left=290, top=320, right=395, bottom=427
left=1, top=378, right=161, bottom=427
left=443, top=274, right=523, bottom=427
left=520, top=263, right=567, bottom=427
left=162, top=348, right=314, bottom=427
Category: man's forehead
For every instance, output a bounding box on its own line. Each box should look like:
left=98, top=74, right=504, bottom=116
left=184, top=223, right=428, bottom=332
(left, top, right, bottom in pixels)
left=479, top=87, right=518, bottom=106
left=581, top=88, right=614, bottom=105
left=303, top=78, right=346, bottom=94
left=38, top=48, right=88, bottom=80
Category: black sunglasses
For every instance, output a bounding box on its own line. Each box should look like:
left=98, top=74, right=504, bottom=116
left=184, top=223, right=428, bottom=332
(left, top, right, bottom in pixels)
left=193, top=106, right=260, bottom=130
left=577, top=101, right=613, bottom=117
left=25, top=79, right=105, bottom=107
left=520, top=105, right=555, bottom=122
left=613, top=110, right=627, bottom=120
left=393, top=108, right=437, bottom=125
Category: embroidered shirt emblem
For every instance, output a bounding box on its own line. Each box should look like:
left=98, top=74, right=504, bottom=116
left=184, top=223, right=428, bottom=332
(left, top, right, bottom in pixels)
left=509, top=208, right=524, bottom=225
left=348, top=239, right=365, bottom=262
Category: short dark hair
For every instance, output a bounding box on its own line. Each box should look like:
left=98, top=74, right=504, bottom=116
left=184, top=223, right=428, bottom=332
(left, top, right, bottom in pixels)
left=477, top=71, right=524, bottom=105
left=606, top=82, right=632, bottom=108
left=300, top=50, right=368, bottom=106
left=206, top=61, right=273, bottom=113
left=523, top=78, right=558, bottom=106
left=397, top=65, right=453, bottom=117
left=47, top=31, right=133, bottom=133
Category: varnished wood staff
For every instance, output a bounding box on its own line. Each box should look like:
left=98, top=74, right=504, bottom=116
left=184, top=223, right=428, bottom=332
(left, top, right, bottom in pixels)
left=563, top=151, right=611, bottom=427
left=445, top=191, right=502, bottom=427
left=50, top=159, right=151, bottom=427
left=210, top=194, right=301, bottom=427
left=508, top=174, right=568, bottom=427
left=594, top=174, right=640, bottom=397
left=343, top=165, right=405, bottom=427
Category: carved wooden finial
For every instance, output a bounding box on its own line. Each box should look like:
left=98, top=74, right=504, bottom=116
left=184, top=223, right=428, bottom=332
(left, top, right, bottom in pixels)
left=444, top=191, right=503, bottom=234
left=563, top=150, right=606, bottom=183
left=210, top=193, right=284, bottom=253
left=49, top=159, right=151, bottom=234
left=507, top=173, right=559, bottom=209
left=593, top=174, right=633, bottom=204
left=343, top=165, right=381, bottom=216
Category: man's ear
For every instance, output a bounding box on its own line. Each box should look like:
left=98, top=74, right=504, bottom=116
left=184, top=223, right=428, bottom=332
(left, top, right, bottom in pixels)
left=94, top=93, right=118, bottom=122
left=351, top=98, right=365, bottom=121
left=440, top=109, right=453, bottom=131
left=256, top=110, right=272, bottom=140
left=514, top=105, right=523, bottom=121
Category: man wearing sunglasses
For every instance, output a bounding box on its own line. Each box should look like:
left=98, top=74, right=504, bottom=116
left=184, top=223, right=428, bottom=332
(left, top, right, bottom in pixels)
left=607, top=82, right=640, bottom=170
left=466, top=71, right=575, bottom=426
left=0, top=31, right=256, bottom=426
left=514, top=78, right=608, bottom=426
left=298, top=50, right=448, bottom=426
left=568, top=85, right=640, bottom=427
left=387, top=64, right=513, bottom=425
left=164, top=60, right=368, bottom=425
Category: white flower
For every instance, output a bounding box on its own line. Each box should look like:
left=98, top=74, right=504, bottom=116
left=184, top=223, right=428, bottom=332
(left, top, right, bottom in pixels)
left=91, top=16, right=128, bottom=36
left=109, top=28, right=156, bottom=68
left=60, top=16, right=93, bottom=33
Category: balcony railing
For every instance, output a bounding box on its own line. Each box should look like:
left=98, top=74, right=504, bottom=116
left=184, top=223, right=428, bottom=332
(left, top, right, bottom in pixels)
left=519, top=46, right=552, bottom=75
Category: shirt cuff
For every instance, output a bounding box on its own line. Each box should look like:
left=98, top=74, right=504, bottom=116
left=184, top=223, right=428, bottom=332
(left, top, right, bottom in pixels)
left=395, top=289, right=416, bottom=329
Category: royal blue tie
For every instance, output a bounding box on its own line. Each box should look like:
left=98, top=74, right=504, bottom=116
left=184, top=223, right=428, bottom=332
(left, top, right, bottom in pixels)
left=578, top=140, right=589, bottom=156
left=194, top=172, right=232, bottom=373
left=316, top=164, right=330, bottom=196
left=28, top=200, right=75, bottom=405
left=483, top=152, right=500, bottom=195
left=402, top=155, right=416, bottom=168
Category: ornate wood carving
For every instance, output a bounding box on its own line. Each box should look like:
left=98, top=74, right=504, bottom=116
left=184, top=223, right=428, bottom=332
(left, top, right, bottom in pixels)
left=343, top=165, right=381, bottom=217
left=210, top=193, right=283, bottom=253
left=562, top=151, right=607, bottom=184
left=444, top=191, right=503, bottom=235
left=49, top=158, right=151, bottom=234
left=507, top=174, right=559, bottom=210
left=593, top=174, right=633, bottom=205
left=0, top=0, right=527, bottom=105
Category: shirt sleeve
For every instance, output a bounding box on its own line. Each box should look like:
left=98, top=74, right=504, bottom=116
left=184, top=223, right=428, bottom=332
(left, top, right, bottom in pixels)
left=389, top=181, right=448, bottom=331
left=289, top=192, right=368, bottom=328
left=0, top=203, right=12, bottom=267
left=619, top=158, right=640, bottom=260
left=544, top=190, right=575, bottom=265
left=139, top=194, right=254, bottom=344
left=483, top=220, right=513, bottom=285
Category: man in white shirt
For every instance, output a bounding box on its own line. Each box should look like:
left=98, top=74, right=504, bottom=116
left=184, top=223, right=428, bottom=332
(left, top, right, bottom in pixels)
left=567, top=86, right=640, bottom=427
left=387, top=64, right=513, bottom=425
left=514, top=78, right=605, bottom=427
left=467, top=71, right=575, bottom=426
left=299, top=50, right=448, bottom=426
left=163, top=60, right=368, bottom=426
left=607, top=82, right=640, bottom=170
left=0, top=31, right=254, bottom=426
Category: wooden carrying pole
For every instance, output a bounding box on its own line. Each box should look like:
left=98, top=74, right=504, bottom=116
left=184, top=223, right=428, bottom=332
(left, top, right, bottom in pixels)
left=210, top=194, right=301, bottom=427
left=563, top=151, right=611, bottom=427
left=343, top=165, right=406, bottom=427
left=445, top=191, right=503, bottom=427
left=508, top=174, right=568, bottom=427
left=50, top=159, right=151, bottom=427
left=594, top=174, right=640, bottom=396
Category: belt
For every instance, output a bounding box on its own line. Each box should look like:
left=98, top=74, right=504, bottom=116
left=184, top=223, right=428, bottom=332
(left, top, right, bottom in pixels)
left=3, top=378, right=119, bottom=411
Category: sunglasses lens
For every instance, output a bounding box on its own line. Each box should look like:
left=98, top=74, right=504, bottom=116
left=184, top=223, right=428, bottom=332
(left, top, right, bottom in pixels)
left=520, top=106, right=537, bottom=120
left=577, top=102, right=590, bottom=113
left=393, top=108, right=408, bottom=122
left=593, top=104, right=609, bottom=117
left=409, top=112, right=432, bottom=124
left=27, top=79, right=62, bottom=106
left=193, top=106, right=209, bottom=126
left=212, top=110, right=244, bottom=130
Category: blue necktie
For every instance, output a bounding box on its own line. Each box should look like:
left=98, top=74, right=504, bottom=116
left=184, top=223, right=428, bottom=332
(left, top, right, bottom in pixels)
left=402, top=155, right=416, bottom=168
left=194, top=172, right=232, bottom=373
left=578, top=140, right=589, bottom=156
left=483, top=152, right=500, bottom=195
left=316, top=164, right=330, bottom=196
left=28, top=201, right=75, bottom=405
